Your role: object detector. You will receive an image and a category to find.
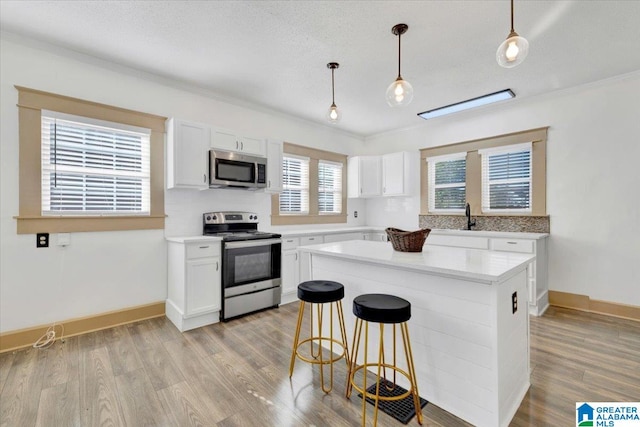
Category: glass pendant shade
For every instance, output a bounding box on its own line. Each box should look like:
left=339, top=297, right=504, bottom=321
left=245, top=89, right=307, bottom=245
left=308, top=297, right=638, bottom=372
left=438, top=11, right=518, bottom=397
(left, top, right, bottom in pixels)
left=497, top=31, right=529, bottom=68
left=386, top=77, right=414, bottom=107
left=326, top=103, right=341, bottom=123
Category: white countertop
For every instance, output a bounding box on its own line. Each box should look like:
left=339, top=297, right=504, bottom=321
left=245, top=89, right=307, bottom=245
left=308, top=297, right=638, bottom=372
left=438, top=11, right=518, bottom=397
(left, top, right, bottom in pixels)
left=430, top=229, right=548, bottom=239
left=165, top=236, right=222, bottom=243
left=298, top=240, right=535, bottom=283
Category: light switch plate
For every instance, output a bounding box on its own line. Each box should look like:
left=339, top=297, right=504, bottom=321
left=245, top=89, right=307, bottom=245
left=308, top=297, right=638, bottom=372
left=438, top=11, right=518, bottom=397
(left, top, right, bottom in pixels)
left=57, top=233, right=71, bottom=246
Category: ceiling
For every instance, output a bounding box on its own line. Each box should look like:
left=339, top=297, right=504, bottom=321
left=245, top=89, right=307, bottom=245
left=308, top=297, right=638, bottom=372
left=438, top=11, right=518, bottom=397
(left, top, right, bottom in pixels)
left=1, top=1, right=640, bottom=138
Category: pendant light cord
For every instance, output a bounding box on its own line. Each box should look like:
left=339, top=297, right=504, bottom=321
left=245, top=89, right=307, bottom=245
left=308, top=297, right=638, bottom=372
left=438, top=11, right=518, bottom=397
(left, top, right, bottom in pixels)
left=331, top=67, right=336, bottom=105
left=397, top=31, right=402, bottom=79
left=510, top=0, right=515, bottom=32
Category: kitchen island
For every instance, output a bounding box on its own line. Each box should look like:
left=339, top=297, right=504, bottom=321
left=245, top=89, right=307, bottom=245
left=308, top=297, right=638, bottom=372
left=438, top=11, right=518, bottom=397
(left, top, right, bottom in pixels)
left=298, top=240, right=535, bottom=427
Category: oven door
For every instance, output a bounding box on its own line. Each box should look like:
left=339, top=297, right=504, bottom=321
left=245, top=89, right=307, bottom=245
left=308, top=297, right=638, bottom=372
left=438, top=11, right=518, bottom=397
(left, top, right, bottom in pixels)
left=222, top=238, right=282, bottom=297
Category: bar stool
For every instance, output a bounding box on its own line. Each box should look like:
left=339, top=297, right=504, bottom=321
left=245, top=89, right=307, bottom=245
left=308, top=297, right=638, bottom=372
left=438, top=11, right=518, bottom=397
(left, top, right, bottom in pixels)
left=346, top=293, right=423, bottom=426
left=289, top=280, right=350, bottom=393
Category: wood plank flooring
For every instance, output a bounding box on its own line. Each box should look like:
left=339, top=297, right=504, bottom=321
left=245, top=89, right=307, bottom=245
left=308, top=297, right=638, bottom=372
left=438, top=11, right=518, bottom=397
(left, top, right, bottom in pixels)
left=1, top=304, right=638, bottom=426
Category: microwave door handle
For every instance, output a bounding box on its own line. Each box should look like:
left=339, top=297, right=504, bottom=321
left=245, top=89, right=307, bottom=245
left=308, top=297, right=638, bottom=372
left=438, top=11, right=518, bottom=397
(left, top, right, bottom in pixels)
left=224, top=238, right=282, bottom=249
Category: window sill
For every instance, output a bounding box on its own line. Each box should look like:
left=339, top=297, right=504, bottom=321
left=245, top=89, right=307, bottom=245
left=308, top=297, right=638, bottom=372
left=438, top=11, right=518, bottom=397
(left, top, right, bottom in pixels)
left=271, top=214, right=347, bottom=226
left=15, top=215, right=166, bottom=234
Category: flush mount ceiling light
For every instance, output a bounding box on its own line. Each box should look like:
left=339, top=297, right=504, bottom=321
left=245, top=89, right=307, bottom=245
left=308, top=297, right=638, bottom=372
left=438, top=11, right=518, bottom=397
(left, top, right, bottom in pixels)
left=386, top=23, right=413, bottom=107
left=326, top=62, right=341, bottom=123
left=417, top=89, right=515, bottom=120
left=496, top=0, right=529, bottom=68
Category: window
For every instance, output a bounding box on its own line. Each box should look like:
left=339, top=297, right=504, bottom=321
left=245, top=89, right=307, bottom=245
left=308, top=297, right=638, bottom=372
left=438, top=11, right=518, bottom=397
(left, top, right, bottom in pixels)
left=16, top=86, right=166, bottom=234
left=426, top=153, right=466, bottom=212
left=318, top=161, right=343, bottom=214
left=41, top=111, right=151, bottom=216
left=420, top=127, right=547, bottom=216
left=480, top=143, right=532, bottom=212
left=271, top=142, right=347, bottom=225
left=280, top=155, right=310, bottom=214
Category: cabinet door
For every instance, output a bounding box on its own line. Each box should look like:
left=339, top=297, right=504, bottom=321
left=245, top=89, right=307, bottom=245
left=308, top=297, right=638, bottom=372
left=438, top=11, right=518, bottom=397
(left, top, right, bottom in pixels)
left=185, top=256, right=221, bottom=316
left=382, top=152, right=407, bottom=196
left=211, top=129, right=239, bottom=151
left=166, top=118, right=209, bottom=189
left=358, top=156, right=382, bottom=197
left=266, top=139, right=283, bottom=193
left=239, top=136, right=265, bottom=156
left=281, top=250, right=300, bottom=295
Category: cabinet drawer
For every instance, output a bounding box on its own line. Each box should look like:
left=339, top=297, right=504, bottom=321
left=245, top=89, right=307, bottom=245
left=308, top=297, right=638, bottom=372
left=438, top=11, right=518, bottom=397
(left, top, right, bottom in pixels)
left=490, top=238, right=534, bottom=254
left=300, top=235, right=324, bottom=245
left=186, top=243, right=220, bottom=259
left=426, top=235, right=489, bottom=249
left=282, top=237, right=300, bottom=251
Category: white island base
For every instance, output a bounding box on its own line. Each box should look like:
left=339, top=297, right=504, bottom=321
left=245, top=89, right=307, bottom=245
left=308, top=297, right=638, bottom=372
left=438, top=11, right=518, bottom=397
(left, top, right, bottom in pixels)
left=298, top=240, right=534, bottom=427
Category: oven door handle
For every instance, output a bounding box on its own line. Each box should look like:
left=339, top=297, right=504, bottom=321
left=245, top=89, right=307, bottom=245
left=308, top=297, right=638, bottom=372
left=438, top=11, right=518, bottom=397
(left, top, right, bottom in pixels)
left=224, top=238, right=282, bottom=249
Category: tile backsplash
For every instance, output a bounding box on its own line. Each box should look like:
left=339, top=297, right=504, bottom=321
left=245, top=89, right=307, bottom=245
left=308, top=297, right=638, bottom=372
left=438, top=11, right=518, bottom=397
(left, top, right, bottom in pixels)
left=419, top=215, right=550, bottom=233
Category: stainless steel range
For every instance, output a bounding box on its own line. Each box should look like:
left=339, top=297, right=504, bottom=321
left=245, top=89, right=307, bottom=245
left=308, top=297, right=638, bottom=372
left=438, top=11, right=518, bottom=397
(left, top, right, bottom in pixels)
left=203, top=211, right=281, bottom=321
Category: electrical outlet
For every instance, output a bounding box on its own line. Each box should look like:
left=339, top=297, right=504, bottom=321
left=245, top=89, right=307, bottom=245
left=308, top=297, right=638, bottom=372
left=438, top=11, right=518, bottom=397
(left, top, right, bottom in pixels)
left=37, top=233, right=49, bottom=248
left=354, top=211, right=358, bottom=218
left=512, top=291, right=518, bottom=314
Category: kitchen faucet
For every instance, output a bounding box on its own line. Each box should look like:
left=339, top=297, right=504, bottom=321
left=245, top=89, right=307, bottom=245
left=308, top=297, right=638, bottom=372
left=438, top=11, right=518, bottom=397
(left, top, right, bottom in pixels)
left=465, top=203, right=476, bottom=230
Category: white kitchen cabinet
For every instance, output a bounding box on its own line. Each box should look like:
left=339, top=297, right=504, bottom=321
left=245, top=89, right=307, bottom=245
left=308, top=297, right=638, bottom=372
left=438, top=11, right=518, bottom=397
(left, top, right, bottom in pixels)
left=348, top=156, right=382, bottom=198
left=382, top=151, right=412, bottom=196
left=364, top=232, right=389, bottom=242
left=211, top=128, right=266, bottom=156
left=266, top=139, right=283, bottom=193
left=166, top=118, right=210, bottom=189
left=281, top=237, right=301, bottom=302
left=324, top=232, right=366, bottom=243
left=425, top=232, right=549, bottom=315
left=166, top=239, right=222, bottom=331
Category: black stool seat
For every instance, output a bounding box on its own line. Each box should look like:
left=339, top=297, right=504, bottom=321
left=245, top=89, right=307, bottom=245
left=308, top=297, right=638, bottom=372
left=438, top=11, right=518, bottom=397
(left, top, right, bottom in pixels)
left=297, top=280, right=345, bottom=304
left=353, top=294, right=411, bottom=324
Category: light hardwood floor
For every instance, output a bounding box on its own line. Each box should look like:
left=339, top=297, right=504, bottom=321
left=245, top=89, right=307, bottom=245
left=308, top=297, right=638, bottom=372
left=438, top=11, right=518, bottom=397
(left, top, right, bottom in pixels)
left=1, top=304, right=639, bottom=426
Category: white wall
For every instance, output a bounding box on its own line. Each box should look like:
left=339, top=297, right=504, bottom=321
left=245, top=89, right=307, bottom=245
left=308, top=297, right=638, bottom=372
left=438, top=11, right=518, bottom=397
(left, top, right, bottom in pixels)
left=362, top=72, right=640, bottom=306
left=0, top=35, right=364, bottom=332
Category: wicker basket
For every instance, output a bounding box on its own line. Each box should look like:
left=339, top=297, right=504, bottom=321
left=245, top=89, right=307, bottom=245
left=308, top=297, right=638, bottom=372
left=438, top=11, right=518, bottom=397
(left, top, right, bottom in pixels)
left=385, top=227, right=431, bottom=252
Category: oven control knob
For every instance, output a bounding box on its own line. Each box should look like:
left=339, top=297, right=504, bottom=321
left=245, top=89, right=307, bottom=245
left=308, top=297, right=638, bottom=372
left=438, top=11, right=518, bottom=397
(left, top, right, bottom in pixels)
left=253, top=215, right=258, bottom=220
left=212, top=215, right=217, bottom=221
left=206, top=215, right=211, bottom=221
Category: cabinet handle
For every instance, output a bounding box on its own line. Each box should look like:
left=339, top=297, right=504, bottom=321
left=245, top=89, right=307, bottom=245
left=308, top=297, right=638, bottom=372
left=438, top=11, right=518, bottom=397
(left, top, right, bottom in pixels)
left=203, top=174, right=206, bottom=183
left=241, top=141, right=244, bottom=150
left=199, top=245, right=210, bottom=249
left=236, top=140, right=239, bottom=149
left=383, top=186, right=386, bottom=193
left=295, top=253, right=298, bottom=261
left=507, top=241, right=517, bottom=245
left=308, top=238, right=315, bottom=241
left=268, top=179, right=271, bottom=188
left=360, top=187, right=363, bottom=194
left=216, top=261, right=219, bottom=271
left=286, top=239, right=294, bottom=243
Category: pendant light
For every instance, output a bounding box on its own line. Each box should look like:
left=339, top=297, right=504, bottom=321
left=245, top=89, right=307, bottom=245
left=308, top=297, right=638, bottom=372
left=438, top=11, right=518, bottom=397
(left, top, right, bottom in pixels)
left=386, top=23, right=413, bottom=107
left=326, top=62, right=341, bottom=123
left=496, top=0, right=529, bottom=68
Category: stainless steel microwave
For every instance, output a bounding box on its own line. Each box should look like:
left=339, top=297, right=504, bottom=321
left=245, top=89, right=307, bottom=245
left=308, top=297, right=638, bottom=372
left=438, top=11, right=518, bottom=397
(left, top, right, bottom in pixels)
left=209, top=150, right=267, bottom=189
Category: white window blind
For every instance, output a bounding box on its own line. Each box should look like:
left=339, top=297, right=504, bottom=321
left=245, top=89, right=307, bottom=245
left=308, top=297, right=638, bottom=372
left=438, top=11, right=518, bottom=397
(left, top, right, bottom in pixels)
left=480, top=142, right=532, bottom=212
left=318, top=160, right=343, bottom=214
left=426, top=153, right=467, bottom=212
left=41, top=111, right=151, bottom=216
left=280, top=155, right=310, bottom=214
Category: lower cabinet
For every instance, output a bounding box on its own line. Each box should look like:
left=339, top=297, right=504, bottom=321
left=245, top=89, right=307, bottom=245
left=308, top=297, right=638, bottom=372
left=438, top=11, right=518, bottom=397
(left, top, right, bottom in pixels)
left=425, top=233, right=549, bottom=316
left=363, top=231, right=388, bottom=242
left=167, top=239, right=222, bottom=331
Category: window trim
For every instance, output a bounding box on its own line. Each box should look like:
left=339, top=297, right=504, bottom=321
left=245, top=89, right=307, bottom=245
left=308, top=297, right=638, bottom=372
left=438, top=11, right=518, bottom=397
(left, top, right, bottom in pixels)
left=15, top=86, right=167, bottom=234
left=420, top=127, right=547, bottom=216
left=271, top=142, right=347, bottom=225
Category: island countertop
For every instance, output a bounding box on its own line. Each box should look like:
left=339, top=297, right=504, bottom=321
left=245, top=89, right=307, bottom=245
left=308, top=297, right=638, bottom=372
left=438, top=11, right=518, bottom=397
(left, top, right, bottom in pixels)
left=298, top=239, right=535, bottom=284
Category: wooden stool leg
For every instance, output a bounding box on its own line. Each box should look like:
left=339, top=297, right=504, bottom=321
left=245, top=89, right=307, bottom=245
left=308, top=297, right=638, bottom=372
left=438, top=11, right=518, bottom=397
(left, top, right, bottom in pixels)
left=289, top=301, right=305, bottom=377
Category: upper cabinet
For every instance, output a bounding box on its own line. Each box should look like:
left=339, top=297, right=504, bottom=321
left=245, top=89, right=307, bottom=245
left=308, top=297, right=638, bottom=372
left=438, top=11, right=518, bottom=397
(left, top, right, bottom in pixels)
left=266, top=139, right=283, bottom=193
left=166, top=118, right=209, bottom=190
left=382, top=151, right=412, bottom=196
left=348, top=152, right=412, bottom=198
left=348, top=156, right=382, bottom=198
left=211, top=128, right=266, bottom=157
